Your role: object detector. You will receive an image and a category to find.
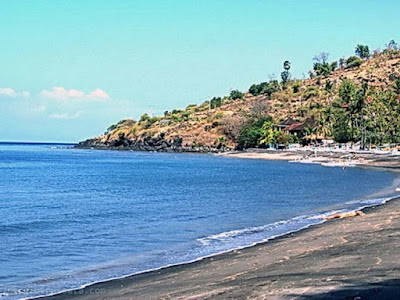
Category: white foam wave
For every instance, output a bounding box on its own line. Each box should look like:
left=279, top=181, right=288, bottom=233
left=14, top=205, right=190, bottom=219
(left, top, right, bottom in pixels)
left=197, top=214, right=323, bottom=246
left=197, top=195, right=398, bottom=247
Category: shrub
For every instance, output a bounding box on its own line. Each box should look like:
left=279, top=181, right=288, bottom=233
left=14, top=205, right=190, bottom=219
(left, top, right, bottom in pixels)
left=346, top=56, right=363, bottom=68
left=139, top=113, right=150, bottom=123
left=392, top=78, right=400, bottom=95
left=313, top=62, right=332, bottom=77
left=249, top=82, right=270, bottom=96
left=325, top=79, right=334, bottom=92
left=230, top=90, right=244, bottom=100
left=105, top=124, right=117, bottom=134
left=210, top=97, right=222, bottom=109
left=214, top=112, right=224, bottom=119
left=292, top=83, right=301, bottom=93
left=264, top=81, right=280, bottom=98
left=304, top=86, right=319, bottom=100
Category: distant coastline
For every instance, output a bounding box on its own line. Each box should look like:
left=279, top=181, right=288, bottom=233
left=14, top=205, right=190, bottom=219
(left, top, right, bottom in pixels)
left=0, top=141, right=77, bottom=146
left=74, top=142, right=400, bottom=170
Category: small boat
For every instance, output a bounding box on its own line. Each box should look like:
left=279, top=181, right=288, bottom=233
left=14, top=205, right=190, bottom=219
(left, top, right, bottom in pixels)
left=321, top=161, right=357, bottom=168
left=373, top=150, right=392, bottom=155
left=390, top=150, right=400, bottom=157
left=350, top=150, right=372, bottom=154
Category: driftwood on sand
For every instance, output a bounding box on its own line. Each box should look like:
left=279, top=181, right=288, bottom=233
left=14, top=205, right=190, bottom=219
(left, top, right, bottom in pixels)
left=323, top=210, right=365, bottom=220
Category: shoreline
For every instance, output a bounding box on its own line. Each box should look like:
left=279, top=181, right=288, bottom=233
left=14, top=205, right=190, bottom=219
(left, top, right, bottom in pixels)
left=32, top=194, right=400, bottom=300
left=220, top=148, right=400, bottom=170
left=74, top=146, right=400, bottom=170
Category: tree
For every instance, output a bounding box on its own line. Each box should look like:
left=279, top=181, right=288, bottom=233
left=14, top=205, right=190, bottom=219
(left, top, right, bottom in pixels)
left=346, top=56, right=363, bottom=68
left=313, top=62, right=332, bottom=77
left=249, top=84, right=260, bottom=96
left=386, top=39, right=398, bottom=51
left=304, top=124, right=317, bottom=144
left=259, top=121, right=276, bottom=146
left=355, top=44, right=370, bottom=59
left=237, top=116, right=273, bottom=149
left=335, top=79, right=356, bottom=141
left=350, top=84, right=368, bottom=147
left=281, top=60, right=291, bottom=86
left=332, top=109, right=352, bottom=143
left=283, top=60, right=291, bottom=71
left=339, top=57, right=346, bottom=69
left=251, top=100, right=269, bottom=119
left=230, top=90, right=244, bottom=100
left=249, top=82, right=269, bottom=96
left=281, top=71, right=290, bottom=85
left=330, top=61, right=338, bottom=71
left=313, top=52, right=329, bottom=64
left=210, top=97, right=222, bottom=109
left=222, top=115, right=245, bottom=141
left=139, top=113, right=150, bottom=123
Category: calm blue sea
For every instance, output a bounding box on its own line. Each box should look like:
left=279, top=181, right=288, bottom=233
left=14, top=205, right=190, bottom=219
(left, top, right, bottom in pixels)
left=0, top=143, right=398, bottom=299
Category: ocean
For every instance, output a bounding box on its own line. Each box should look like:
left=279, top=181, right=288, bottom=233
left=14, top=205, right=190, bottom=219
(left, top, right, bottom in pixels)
left=0, top=143, right=398, bottom=299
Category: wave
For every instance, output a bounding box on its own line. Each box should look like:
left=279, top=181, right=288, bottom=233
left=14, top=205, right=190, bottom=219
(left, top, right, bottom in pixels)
left=19, top=194, right=399, bottom=300
left=197, top=195, right=398, bottom=248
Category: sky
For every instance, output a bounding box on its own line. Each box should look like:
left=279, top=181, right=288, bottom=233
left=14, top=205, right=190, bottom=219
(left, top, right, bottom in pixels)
left=1, top=0, right=400, bottom=142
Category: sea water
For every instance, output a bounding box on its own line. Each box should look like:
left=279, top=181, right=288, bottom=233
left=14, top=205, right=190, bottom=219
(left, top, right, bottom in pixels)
left=0, top=143, right=398, bottom=299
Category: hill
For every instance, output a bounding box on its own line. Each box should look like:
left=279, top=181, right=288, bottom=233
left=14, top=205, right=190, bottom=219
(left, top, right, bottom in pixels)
left=77, top=42, right=400, bottom=152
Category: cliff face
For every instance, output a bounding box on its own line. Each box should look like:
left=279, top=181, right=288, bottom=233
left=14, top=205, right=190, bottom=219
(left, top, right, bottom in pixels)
left=76, top=51, right=400, bottom=152
left=77, top=132, right=231, bottom=153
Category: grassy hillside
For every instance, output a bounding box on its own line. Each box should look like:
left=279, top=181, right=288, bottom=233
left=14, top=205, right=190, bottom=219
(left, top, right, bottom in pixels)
left=78, top=41, right=400, bottom=152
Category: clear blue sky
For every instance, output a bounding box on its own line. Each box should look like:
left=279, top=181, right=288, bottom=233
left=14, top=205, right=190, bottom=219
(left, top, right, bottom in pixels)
left=1, top=0, right=399, bottom=142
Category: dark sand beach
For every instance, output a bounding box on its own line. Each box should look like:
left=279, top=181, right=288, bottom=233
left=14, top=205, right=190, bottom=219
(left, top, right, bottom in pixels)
left=37, top=198, right=400, bottom=300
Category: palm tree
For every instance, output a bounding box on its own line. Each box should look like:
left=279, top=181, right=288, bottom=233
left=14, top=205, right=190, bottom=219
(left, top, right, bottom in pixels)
left=304, top=124, right=317, bottom=144
left=283, top=60, right=291, bottom=71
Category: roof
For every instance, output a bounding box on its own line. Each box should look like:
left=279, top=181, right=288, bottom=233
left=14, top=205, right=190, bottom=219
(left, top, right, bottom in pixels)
left=340, top=103, right=351, bottom=108
left=286, top=123, right=305, bottom=131
left=279, top=118, right=301, bottom=126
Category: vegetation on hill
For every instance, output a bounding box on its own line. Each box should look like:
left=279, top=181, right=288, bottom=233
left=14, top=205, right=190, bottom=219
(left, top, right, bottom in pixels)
left=79, top=40, right=400, bottom=152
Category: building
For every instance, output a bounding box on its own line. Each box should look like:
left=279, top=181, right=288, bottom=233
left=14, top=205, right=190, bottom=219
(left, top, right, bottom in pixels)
left=277, top=118, right=306, bottom=139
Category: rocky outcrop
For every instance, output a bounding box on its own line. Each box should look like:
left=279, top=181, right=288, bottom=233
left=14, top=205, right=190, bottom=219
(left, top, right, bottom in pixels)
left=75, top=133, right=232, bottom=153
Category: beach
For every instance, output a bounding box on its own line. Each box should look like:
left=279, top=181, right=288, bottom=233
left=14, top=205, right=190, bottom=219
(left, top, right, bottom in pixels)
left=37, top=197, right=400, bottom=300
left=221, top=149, right=400, bottom=169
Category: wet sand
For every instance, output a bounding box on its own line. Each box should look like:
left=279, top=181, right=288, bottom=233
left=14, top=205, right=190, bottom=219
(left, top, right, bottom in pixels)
left=37, top=198, right=400, bottom=300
